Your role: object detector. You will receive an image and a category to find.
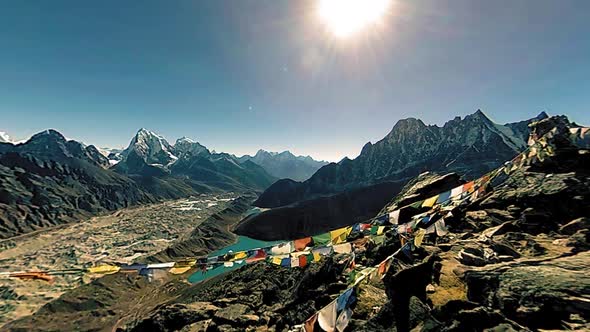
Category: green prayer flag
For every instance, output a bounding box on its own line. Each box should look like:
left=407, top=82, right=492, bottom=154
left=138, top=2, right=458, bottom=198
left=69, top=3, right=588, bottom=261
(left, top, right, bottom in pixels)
left=312, top=232, right=331, bottom=246
left=370, top=226, right=379, bottom=235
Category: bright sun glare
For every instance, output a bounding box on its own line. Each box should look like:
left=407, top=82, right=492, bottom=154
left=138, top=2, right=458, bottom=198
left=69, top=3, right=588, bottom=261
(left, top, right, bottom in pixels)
left=317, top=0, right=391, bottom=38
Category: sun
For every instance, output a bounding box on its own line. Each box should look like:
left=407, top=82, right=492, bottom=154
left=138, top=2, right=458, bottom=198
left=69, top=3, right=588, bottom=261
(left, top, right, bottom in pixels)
left=317, top=0, right=391, bottom=38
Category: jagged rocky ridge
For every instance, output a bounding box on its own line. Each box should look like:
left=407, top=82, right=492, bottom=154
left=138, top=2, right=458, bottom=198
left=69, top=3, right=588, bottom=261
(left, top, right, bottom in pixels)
left=254, top=110, right=548, bottom=208
left=238, top=150, right=329, bottom=182
left=114, top=129, right=276, bottom=191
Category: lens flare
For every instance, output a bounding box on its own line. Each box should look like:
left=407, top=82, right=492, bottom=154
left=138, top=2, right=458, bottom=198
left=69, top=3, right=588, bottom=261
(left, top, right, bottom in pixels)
left=317, top=0, right=391, bottom=38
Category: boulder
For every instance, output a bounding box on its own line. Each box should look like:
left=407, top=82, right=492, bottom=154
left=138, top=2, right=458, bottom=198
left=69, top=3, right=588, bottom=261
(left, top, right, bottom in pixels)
left=560, top=217, right=590, bottom=235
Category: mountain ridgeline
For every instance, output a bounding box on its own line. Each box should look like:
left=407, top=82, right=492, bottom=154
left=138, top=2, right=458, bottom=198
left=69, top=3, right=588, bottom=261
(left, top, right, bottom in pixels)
left=254, top=110, right=548, bottom=208
left=237, top=110, right=550, bottom=240
left=238, top=150, right=328, bottom=181
left=0, top=127, right=327, bottom=239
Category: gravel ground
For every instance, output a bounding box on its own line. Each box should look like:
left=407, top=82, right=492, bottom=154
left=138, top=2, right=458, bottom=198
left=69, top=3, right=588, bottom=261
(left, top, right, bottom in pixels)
left=0, top=193, right=235, bottom=325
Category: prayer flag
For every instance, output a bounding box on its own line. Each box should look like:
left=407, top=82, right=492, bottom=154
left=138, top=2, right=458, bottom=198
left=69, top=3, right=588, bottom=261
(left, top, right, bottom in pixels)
left=333, top=243, right=352, bottom=254
left=271, top=242, right=292, bottom=255
left=304, top=313, right=318, bottom=332
left=146, top=262, right=175, bottom=269
left=372, top=235, right=385, bottom=245
left=377, top=226, right=385, bottom=235
left=450, top=185, right=463, bottom=198
left=318, top=300, right=338, bottom=332
left=463, top=181, right=475, bottom=193
left=336, top=288, right=356, bottom=313
left=389, top=210, right=400, bottom=225
left=294, top=237, right=312, bottom=251
left=232, top=251, right=248, bottom=261
left=313, top=252, right=322, bottom=262
left=335, top=308, right=353, bottom=332
left=435, top=220, right=448, bottom=236
left=271, top=257, right=283, bottom=265
left=168, top=266, right=191, bottom=275
left=436, top=191, right=451, bottom=204
left=370, top=226, right=379, bottom=235
left=330, top=228, right=349, bottom=245
left=291, top=257, right=300, bottom=268
left=87, top=265, right=120, bottom=274
left=414, top=229, right=426, bottom=247
left=374, top=214, right=389, bottom=225
left=312, top=233, right=331, bottom=246
left=299, top=255, right=308, bottom=268
left=10, top=272, right=53, bottom=282
left=422, top=195, right=439, bottom=208
left=280, top=257, right=291, bottom=267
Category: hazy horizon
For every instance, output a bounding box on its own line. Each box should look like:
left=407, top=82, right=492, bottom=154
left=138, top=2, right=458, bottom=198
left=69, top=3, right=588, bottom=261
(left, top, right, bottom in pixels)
left=2, top=0, right=589, bottom=161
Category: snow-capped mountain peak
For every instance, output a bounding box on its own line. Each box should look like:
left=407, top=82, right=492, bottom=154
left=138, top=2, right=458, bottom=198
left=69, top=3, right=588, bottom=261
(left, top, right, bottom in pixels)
left=0, top=131, right=11, bottom=143
left=121, top=128, right=178, bottom=166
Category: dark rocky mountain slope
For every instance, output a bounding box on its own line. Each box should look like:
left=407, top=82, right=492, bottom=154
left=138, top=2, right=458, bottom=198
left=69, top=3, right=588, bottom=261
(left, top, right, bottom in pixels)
left=0, top=130, right=197, bottom=239
left=238, top=150, right=328, bottom=181
left=254, top=110, right=547, bottom=208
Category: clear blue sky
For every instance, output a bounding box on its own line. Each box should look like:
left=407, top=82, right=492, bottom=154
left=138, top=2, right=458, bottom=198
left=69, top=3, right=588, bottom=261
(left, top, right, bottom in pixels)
left=1, top=0, right=589, bottom=161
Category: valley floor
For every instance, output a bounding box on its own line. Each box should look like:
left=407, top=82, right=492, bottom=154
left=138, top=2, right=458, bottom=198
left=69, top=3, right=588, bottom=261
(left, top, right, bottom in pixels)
left=0, top=193, right=236, bottom=325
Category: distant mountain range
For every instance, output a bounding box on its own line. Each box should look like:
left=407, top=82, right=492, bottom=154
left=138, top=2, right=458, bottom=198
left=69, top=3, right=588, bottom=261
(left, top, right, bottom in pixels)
left=0, top=130, right=195, bottom=239
left=238, top=150, right=328, bottom=181
left=239, top=110, right=551, bottom=240
left=254, top=110, right=548, bottom=208
left=0, top=127, right=326, bottom=238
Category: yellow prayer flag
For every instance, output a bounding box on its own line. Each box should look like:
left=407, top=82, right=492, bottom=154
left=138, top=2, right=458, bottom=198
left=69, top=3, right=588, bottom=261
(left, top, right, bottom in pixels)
left=414, top=229, right=426, bottom=247
left=313, top=252, right=321, bottom=262
left=168, top=266, right=192, bottom=275
left=232, top=252, right=248, bottom=261
left=271, top=257, right=283, bottom=265
left=377, top=226, right=385, bottom=235
left=330, top=227, right=349, bottom=244
left=87, top=265, right=120, bottom=274
left=422, top=195, right=439, bottom=208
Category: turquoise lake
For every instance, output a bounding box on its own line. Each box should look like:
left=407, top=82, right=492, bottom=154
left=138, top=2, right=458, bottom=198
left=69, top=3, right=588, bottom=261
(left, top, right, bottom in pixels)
left=187, top=235, right=282, bottom=283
